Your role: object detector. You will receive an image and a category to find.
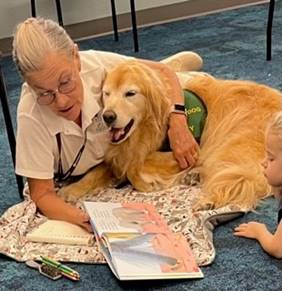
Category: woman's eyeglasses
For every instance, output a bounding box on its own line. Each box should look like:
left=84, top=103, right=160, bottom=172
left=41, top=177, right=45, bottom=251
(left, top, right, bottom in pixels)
left=36, top=73, right=76, bottom=105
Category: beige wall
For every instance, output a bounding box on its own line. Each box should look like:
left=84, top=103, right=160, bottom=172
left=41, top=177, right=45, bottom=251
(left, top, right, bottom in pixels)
left=0, top=0, right=186, bottom=39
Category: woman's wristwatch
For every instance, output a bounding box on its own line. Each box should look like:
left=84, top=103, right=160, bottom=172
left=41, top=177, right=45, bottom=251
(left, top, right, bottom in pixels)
left=170, top=104, right=187, bottom=116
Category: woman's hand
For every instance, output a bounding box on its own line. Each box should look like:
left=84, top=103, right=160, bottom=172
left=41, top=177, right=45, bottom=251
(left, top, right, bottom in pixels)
left=137, top=60, right=200, bottom=169
left=66, top=206, right=93, bottom=233
left=28, top=178, right=93, bottom=232
left=168, top=113, right=199, bottom=169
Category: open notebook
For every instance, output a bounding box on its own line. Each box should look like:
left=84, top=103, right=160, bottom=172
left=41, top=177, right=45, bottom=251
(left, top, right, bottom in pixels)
left=26, top=219, right=94, bottom=246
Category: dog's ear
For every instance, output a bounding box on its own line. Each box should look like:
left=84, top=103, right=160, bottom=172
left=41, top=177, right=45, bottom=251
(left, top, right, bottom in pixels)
left=142, top=71, right=171, bottom=133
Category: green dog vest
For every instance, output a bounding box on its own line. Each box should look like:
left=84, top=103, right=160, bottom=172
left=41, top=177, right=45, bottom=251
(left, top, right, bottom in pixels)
left=183, top=90, right=207, bottom=142
left=160, top=90, right=207, bottom=151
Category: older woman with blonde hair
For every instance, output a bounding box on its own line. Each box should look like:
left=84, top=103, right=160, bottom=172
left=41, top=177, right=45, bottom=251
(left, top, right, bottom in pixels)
left=13, top=17, right=202, bottom=231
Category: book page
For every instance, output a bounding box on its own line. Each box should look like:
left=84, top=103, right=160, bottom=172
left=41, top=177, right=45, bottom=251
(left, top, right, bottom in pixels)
left=83, top=202, right=169, bottom=237
left=106, top=231, right=202, bottom=278
left=83, top=201, right=203, bottom=280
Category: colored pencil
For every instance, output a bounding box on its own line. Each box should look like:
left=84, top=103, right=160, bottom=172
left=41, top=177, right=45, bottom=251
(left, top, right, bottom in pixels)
left=41, top=256, right=80, bottom=280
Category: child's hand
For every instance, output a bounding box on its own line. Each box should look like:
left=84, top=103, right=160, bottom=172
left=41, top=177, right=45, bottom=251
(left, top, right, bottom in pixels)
left=233, top=222, right=268, bottom=240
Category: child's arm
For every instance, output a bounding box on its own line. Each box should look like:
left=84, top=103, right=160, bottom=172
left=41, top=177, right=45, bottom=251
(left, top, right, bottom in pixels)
left=234, top=221, right=282, bottom=258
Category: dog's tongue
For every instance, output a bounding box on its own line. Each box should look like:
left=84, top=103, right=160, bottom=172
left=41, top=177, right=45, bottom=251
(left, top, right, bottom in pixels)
left=110, top=128, right=125, bottom=142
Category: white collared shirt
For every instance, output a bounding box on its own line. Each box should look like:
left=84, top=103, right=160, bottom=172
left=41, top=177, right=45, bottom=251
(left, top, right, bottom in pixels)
left=16, top=50, right=133, bottom=179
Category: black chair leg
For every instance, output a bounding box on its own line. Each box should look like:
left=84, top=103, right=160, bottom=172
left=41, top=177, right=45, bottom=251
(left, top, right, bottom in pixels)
left=30, top=0, right=63, bottom=27
left=30, top=0, right=36, bottom=17
left=0, top=62, right=24, bottom=199
left=110, top=0, right=138, bottom=51
left=54, top=0, right=64, bottom=27
left=266, top=0, right=275, bottom=61
left=110, top=0, right=119, bottom=41
left=130, top=0, right=139, bottom=52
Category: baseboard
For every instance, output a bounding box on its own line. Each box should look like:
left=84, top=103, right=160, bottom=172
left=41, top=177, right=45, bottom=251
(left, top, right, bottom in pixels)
left=0, top=0, right=268, bottom=56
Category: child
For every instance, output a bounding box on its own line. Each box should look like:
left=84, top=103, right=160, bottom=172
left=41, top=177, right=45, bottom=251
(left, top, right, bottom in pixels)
left=234, top=111, right=282, bottom=259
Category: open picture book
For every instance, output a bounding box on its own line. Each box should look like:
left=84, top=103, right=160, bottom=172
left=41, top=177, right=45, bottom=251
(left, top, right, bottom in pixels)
left=83, top=201, right=204, bottom=281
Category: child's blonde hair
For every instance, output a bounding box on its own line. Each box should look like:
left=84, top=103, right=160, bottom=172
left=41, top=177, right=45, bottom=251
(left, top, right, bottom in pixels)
left=267, top=111, right=282, bottom=140
left=12, top=17, right=74, bottom=76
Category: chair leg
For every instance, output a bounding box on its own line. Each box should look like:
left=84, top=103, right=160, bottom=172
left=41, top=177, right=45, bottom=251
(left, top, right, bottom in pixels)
left=110, top=0, right=119, bottom=41
left=54, top=0, right=64, bottom=27
left=30, top=0, right=63, bottom=27
left=130, top=0, right=139, bottom=52
left=30, top=0, right=36, bottom=17
left=0, top=63, right=24, bottom=199
left=266, top=0, right=275, bottom=61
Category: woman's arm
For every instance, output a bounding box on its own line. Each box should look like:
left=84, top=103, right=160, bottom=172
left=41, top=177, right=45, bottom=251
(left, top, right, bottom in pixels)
left=28, top=178, right=92, bottom=232
left=139, top=59, right=199, bottom=169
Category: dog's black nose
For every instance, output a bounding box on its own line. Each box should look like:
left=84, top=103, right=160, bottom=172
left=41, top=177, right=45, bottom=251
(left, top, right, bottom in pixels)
left=103, top=110, right=117, bottom=125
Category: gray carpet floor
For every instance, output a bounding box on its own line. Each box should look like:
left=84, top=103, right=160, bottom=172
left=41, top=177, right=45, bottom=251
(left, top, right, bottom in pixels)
left=0, top=1, right=282, bottom=290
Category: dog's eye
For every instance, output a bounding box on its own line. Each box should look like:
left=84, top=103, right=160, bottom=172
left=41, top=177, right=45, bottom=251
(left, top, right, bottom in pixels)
left=125, top=90, right=136, bottom=97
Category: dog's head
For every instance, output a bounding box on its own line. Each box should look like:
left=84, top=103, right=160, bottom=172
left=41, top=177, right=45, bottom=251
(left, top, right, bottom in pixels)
left=102, top=61, right=171, bottom=144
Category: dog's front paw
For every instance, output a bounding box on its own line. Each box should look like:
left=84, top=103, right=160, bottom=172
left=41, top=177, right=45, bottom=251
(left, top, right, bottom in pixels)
left=57, top=183, right=87, bottom=203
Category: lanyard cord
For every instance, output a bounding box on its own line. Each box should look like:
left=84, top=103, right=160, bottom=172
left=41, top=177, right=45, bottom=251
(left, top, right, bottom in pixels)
left=55, top=130, right=88, bottom=182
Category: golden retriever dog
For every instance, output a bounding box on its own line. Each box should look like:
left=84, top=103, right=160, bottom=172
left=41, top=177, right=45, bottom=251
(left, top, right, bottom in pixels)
left=60, top=61, right=185, bottom=199
left=60, top=61, right=282, bottom=210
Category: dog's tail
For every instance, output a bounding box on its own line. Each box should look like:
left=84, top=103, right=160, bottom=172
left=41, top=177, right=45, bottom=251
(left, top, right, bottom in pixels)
left=183, top=74, right=282, bottom=210
left=194, top=103, right=273, bottom=210
left=195, top=162, right=270, bottom=210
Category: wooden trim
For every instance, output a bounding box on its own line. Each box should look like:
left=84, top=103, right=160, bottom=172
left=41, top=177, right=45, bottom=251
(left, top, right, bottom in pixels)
left=0, top=0, right=268, bottom=55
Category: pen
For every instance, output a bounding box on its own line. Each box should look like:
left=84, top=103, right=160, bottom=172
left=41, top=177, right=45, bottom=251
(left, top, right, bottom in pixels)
left=41, top=256, right=80, bottom=280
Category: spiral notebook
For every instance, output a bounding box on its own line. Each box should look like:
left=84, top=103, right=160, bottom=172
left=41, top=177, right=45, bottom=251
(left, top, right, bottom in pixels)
left=26, top=219, right=94, bottom=246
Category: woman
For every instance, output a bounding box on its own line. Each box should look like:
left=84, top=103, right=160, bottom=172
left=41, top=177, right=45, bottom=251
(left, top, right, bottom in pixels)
left=13, top=17, right=201, bottom=231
